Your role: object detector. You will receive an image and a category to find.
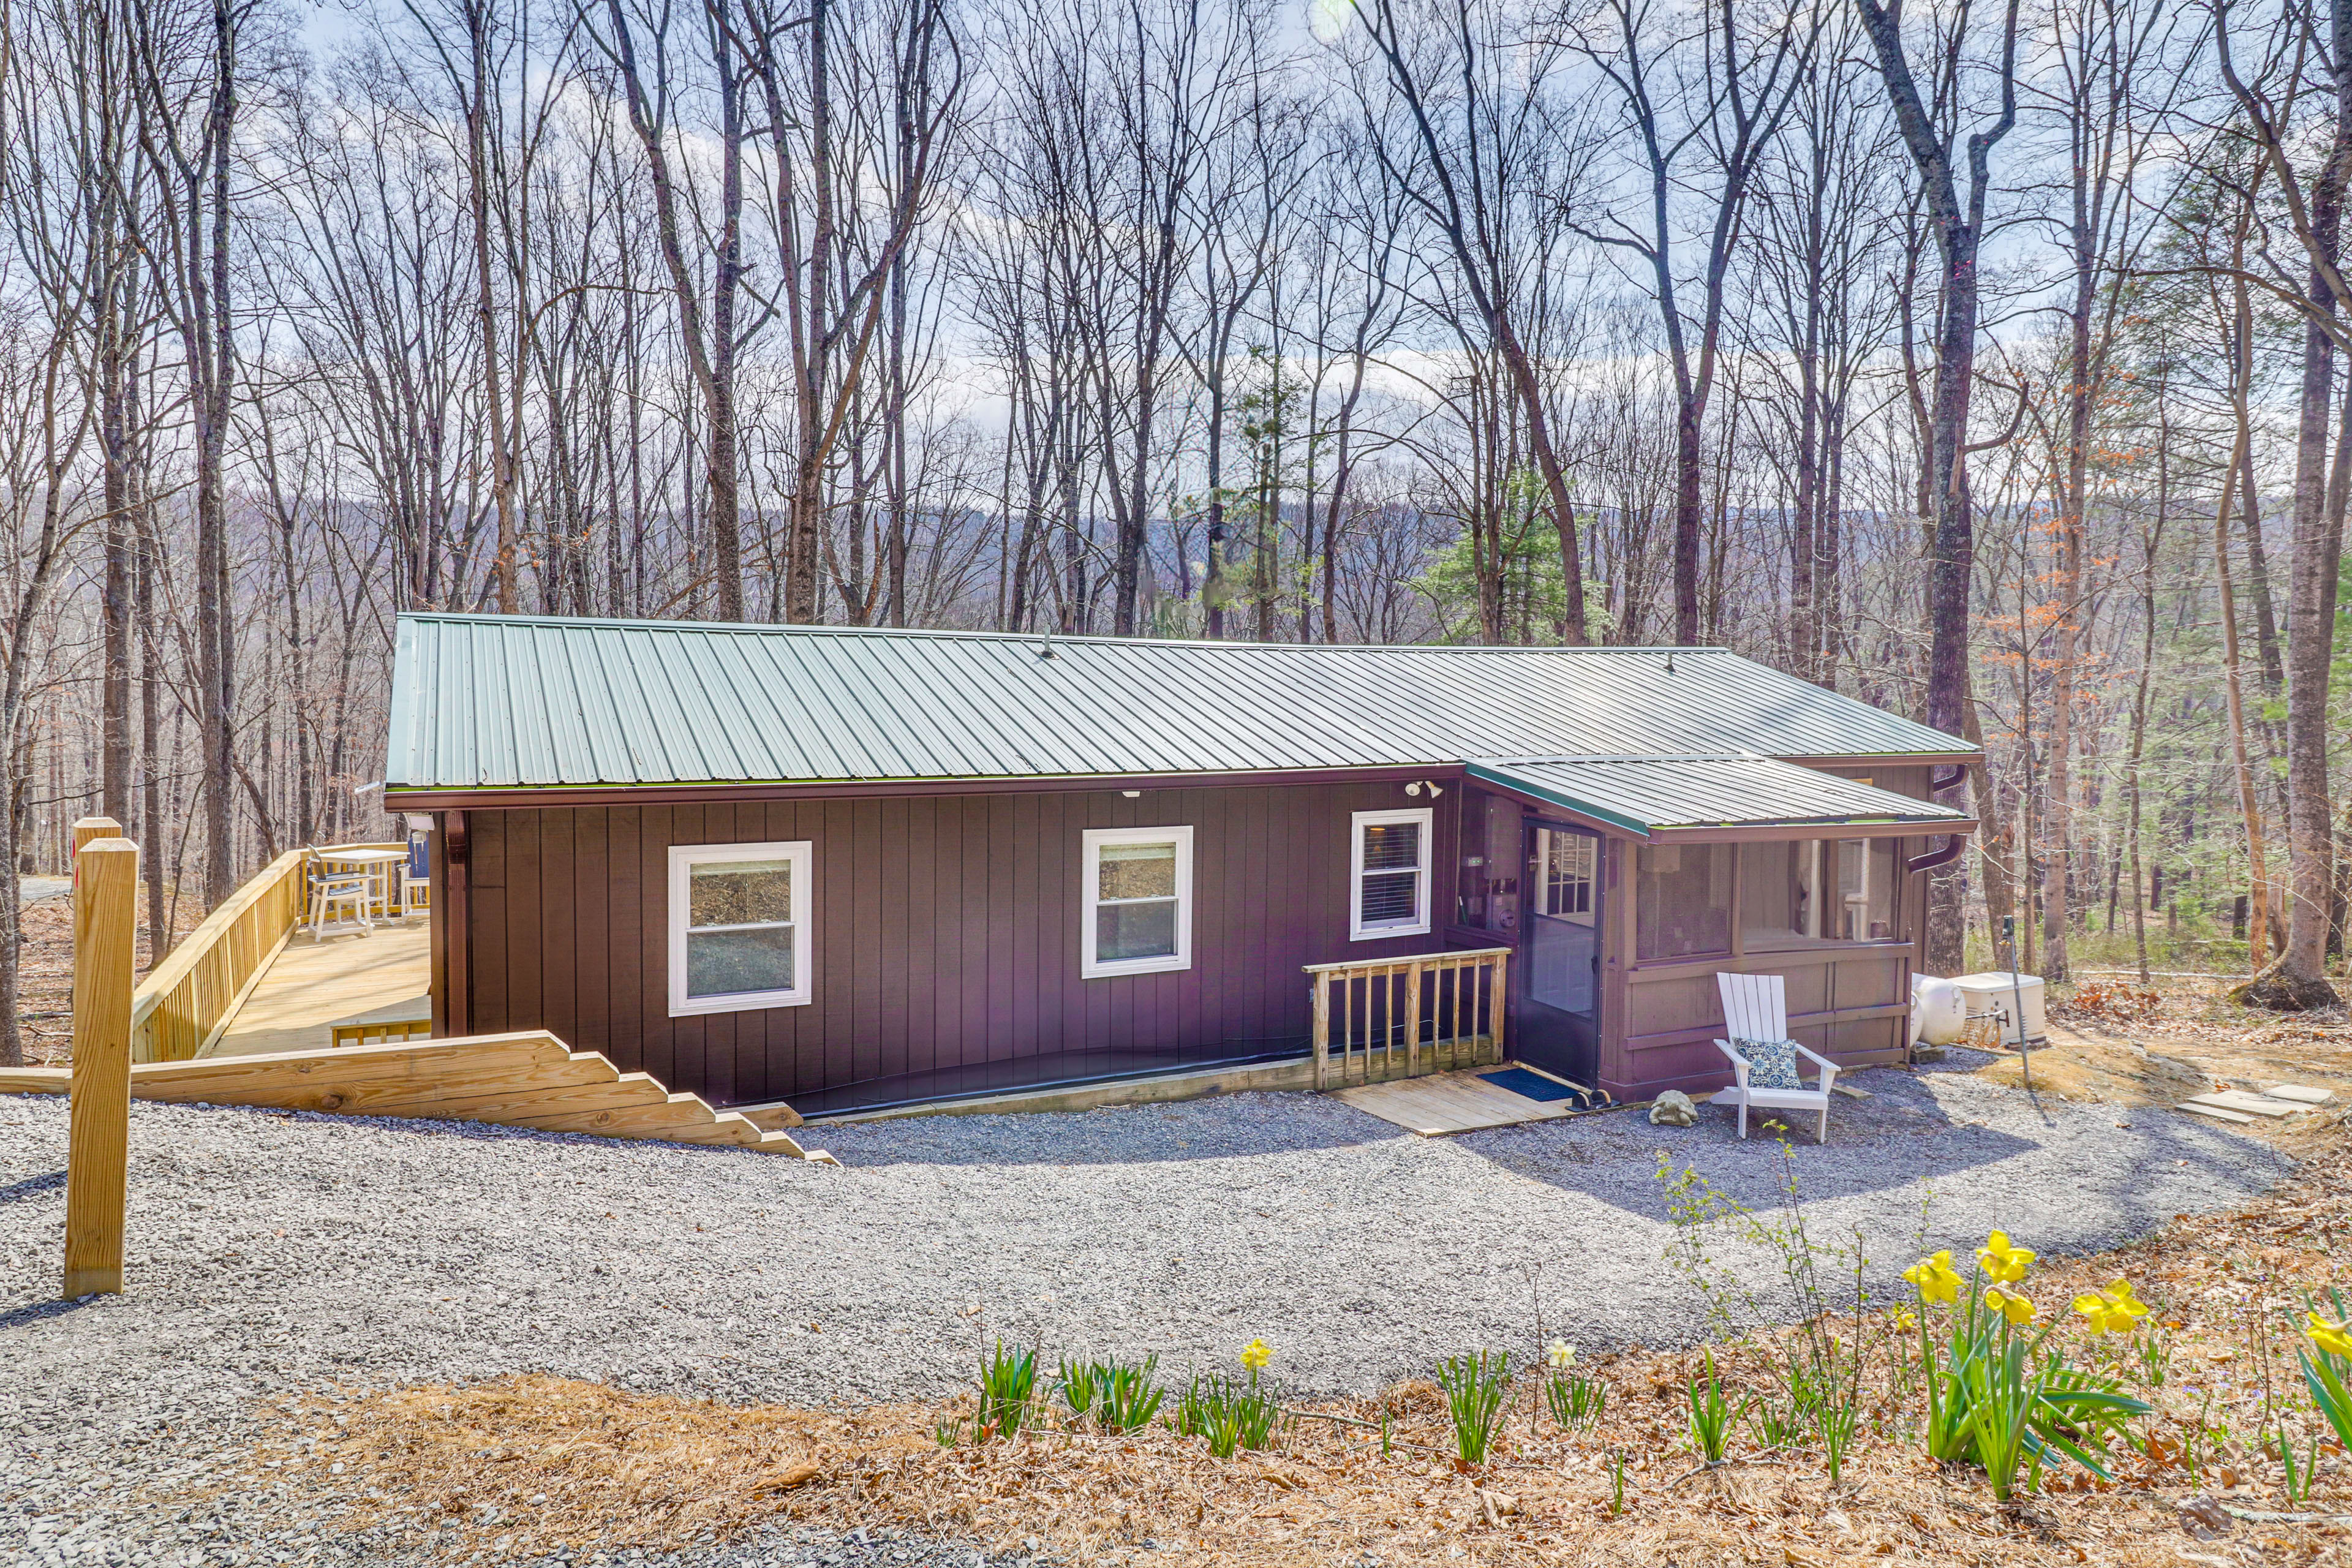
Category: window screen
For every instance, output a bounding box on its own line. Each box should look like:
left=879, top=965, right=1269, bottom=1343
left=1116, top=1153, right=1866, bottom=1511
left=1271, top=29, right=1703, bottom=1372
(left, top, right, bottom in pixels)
left=1634, top=841, right=1732, bottom=961
left=1096, top=840, right=1180, bottom=962
left=1352, top=808, right=1432, bottom=939
left=685, top=859, right=796, bottom=998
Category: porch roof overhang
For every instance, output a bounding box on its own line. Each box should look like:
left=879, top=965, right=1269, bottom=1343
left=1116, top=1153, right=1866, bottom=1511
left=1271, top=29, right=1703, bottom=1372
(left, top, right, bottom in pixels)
left=1464, top=755, right=1976, bottom=842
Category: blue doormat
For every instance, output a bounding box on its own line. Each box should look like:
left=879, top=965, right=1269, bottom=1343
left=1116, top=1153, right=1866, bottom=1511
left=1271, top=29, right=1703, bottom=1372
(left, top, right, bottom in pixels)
left=1479, top=1068, right=1584, bottom=1103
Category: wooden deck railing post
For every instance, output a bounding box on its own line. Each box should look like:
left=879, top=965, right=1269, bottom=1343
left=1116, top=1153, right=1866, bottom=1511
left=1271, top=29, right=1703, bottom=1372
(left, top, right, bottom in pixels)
left=1311, top=976, right=1329, bottom=1090
left=63, top=837, right=137, bottom=1298
left=72, top=816, right=124, bottom=857
left=1491, top=951, right=1510, bottom=1063
left=1348, top=973, right=1361, bottom=1085
left=1404, top=963, right=1422, bottom=1078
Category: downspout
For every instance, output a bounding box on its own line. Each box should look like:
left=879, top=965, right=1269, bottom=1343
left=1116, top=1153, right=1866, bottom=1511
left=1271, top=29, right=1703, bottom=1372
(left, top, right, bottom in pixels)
left=1909, top=762, right=1972, bottom=875
left=1905, top=833, right=1968, bottom=875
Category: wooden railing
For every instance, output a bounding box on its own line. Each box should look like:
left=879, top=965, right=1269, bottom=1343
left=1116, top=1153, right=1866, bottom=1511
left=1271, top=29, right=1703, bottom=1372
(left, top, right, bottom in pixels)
left=129, top=843, right=406, bottom=1064
left=331, top=1017, right=434, bottom=1050
left=1306, top=947, right=1511, bottom=1090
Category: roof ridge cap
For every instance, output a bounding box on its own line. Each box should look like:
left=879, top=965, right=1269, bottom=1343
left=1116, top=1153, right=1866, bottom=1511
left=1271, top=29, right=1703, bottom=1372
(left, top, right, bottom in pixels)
left=396, top=611, right=1733, bottom=657
left=1474, top=751, right=1777, bottom=765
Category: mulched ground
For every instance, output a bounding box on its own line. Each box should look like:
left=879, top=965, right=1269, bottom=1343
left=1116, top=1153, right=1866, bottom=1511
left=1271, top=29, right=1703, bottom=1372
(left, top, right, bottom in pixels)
left=252, top=1125, right=2352, bottom=1566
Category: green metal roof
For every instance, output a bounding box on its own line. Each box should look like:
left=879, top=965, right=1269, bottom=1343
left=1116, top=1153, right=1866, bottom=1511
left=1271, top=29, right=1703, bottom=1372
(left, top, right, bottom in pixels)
left=1466, top=756, right=1971, bottom=838
left=384, top=614, right=1973, bottom=796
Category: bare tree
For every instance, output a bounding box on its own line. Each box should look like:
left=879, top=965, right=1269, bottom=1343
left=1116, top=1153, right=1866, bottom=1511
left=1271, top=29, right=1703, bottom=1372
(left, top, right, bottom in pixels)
left=1344, top=0, right=1593, bottom=644
left=1572, top=0, right=1817, bottom=644
left=2211, top=0, right=2352, bottom=1007
left=1853, top=0, right=2019, bottom=973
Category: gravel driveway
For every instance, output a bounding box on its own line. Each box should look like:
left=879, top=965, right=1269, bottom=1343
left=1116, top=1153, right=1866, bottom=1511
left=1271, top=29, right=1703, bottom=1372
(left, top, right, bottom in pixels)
left=0, top=1057, right=2291, bottom=1566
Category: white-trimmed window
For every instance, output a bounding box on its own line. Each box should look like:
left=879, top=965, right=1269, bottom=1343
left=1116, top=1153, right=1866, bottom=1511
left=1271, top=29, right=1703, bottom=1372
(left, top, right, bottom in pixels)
left=1082, top=826, right=1193, bottom=978
left=1351, top=807, right=1433, bottom=941
left=668, top=841, right=813, bottom=1016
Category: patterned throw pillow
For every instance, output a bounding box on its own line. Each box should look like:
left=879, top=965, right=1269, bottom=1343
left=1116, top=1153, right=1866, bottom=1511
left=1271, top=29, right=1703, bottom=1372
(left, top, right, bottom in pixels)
left=1730, top=1038, right=1803, bottom=1091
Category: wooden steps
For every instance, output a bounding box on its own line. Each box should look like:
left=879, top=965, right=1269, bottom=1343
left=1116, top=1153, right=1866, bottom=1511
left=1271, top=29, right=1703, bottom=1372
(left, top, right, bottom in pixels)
left=0, top=1032, right=819, bottom=1158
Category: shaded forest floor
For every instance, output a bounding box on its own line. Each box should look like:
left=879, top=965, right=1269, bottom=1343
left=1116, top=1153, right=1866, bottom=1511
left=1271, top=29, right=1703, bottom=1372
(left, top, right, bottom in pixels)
left=13, top=893, right=201, bottom=1066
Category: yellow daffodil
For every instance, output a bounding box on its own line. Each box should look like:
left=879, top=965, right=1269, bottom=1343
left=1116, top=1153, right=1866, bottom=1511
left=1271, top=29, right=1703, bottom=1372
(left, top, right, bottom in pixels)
left=2071, top=1279, right=2150, bottom=1336
left=2306, top=1313, right=2352, bottom=1359
left=1548, top=1340, right=1577, bottom=1369
left=1985, top=1284, right=2038, bottom=1326
left=1978, top=1231, right=2035, bottom=1284
left=1240, top=1338, right=1273, bottom=1372
left=1893, top=1308, right=1918, bottom=1334
left=1902, top=1250, right=1962, bottom=1305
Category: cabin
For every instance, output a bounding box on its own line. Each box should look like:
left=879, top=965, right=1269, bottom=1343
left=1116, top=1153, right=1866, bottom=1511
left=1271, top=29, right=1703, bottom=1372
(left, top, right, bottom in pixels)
left=382, top=614, right=1976, bottom=1120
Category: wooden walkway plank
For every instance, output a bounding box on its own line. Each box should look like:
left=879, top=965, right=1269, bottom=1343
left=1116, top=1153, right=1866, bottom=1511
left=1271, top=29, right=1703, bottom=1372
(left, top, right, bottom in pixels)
left=2176, top=1101, right=2256, bottom=1126
left=205, top=922, right=432, bottom=1060
left=1335, top=1066, right=1588, bottom=1137
left=2184, top=1091, right=2301, bottom=1118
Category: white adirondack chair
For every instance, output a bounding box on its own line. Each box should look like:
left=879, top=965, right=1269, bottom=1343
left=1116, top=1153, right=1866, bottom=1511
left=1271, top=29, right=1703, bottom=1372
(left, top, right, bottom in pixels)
left=1709, top=972, right=1839, bottom=1142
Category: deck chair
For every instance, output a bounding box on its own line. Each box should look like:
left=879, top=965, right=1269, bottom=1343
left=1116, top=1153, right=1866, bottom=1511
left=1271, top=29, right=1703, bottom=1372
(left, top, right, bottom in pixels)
left=306, top=853, right=374, bottom=943
left=1709, top=972, right=1839, bottom=1142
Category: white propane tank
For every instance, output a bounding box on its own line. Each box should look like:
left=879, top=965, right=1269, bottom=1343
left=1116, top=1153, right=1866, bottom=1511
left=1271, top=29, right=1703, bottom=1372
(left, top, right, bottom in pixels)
left=1948, top=971, right=2048, bottom=1047
left=1910, top=973, right=1967, bottom=1047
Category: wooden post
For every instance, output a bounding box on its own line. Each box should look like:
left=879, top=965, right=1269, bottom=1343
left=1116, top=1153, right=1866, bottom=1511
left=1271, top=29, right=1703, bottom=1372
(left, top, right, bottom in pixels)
left=72, top=816, right=124, bottom=858
left=63, top=837, right=138, bottom=1298
left=1404, top=962, right=1422, bottom=1079
left=1311, top=977, right=1329, bottom=1090
left=1490, top=952, right=1509, bottom=1063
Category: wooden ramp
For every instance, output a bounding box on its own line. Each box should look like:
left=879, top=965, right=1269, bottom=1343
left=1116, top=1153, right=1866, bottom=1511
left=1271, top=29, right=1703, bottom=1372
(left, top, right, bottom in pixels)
left=0, top=1031, right=819, bottom=1158
left=207, top=922, right=431, bottom=1058
left=1333, top=1066, right=1586, bottom=1136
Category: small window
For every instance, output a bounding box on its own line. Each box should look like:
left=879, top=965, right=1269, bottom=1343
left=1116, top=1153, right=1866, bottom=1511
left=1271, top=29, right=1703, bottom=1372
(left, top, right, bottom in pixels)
left=668, top=841, right=813, bottom=1016
left=1352, top=807, right=1433, bottom=941
left=1537, top=827, right=1596, bottom=925
left=1082, top=826, right=1193, bottom=978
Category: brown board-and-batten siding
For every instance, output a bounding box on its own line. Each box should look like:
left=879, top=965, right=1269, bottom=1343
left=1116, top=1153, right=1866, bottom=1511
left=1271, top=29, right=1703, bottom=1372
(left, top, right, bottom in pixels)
left=435, top=778, right=1460, bottom=1114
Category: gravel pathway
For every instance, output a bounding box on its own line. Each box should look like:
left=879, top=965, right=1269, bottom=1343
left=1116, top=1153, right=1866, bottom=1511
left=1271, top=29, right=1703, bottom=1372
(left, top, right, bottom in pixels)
left=1, top=1057, right=2291, bottom=1565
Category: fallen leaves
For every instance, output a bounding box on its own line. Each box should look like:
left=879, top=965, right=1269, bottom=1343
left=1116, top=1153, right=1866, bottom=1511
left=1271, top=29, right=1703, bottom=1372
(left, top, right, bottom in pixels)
left=753, top=1461, right=824, bottom=1493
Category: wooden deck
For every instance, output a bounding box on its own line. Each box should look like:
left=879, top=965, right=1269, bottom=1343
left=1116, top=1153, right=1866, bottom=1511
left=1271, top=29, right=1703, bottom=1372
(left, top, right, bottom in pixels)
left=1333, top=1066, right=1588, bottom=1136
left=206, top=921, right=431, bottom=1058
